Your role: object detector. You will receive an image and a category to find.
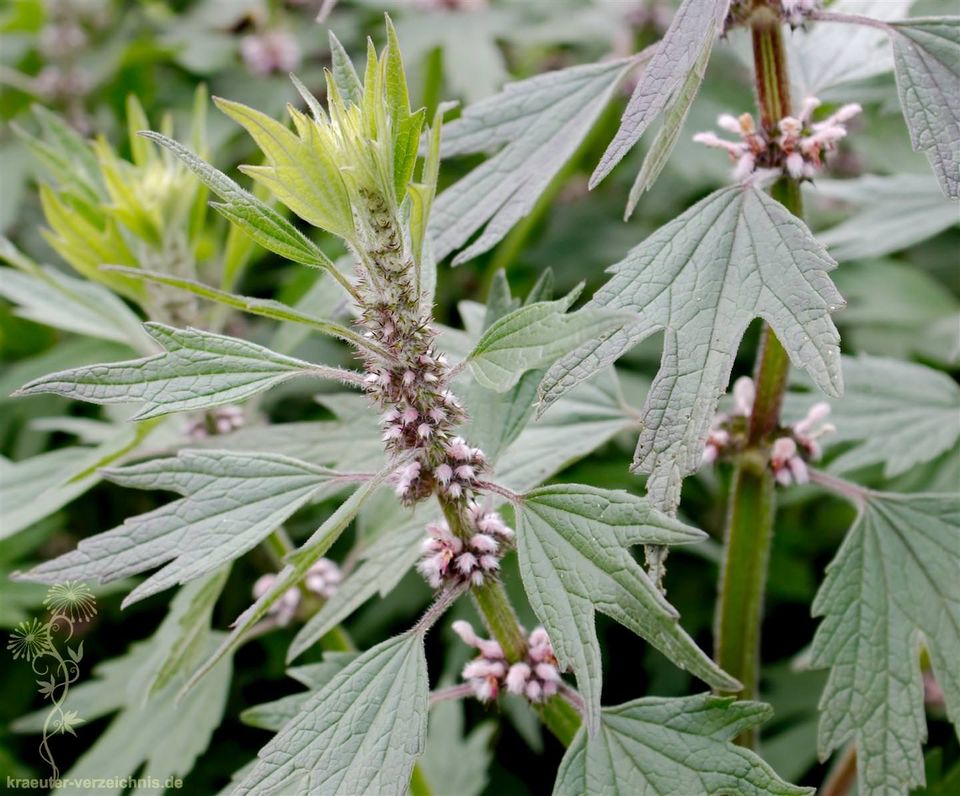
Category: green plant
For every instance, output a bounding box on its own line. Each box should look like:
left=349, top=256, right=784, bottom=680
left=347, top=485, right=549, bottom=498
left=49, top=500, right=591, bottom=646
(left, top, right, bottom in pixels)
left=5, top=2, right=959, bottom=794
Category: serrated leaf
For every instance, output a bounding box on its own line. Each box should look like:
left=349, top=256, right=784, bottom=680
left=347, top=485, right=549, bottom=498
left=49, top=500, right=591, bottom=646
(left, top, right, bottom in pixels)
left=431, top=58, right=633, bottom=264
left=467, top=288, right=632, bottom=392
left=539, top=185, right=843, bottom=510
left=140, top=131, right=346, bottom=276
left=15, top=323, right=358, bottom=420
left=590, top=0, right=730, bottom=189
left=241, top=652, right=359, bottom=730
left=234, top=633, right=428, bottom=796
left=147, top=567, right=230, bottom=695
left=810, top=491, right=960, bottom=794
left=103, top=267, right=383, bottom=356
left=625, top=35, right=712, bottom=216
left=289, top=512, right=423, bottom=661
left=0, top=420, right=162, bottom=539
left=16, top=450, right=343, bottom=606
left=182, top=462, right=397, bottom=692
left=514, top=484, right=738, bottom=732
left=890, top=17, right=960, bottom=198
left=495, top=368, right=637, bottom=492
left=0, top=238, right=153, bottom=351
left=214, top=97, right=355, bottom=239
left=554, top=694, right=812, bottom=796
left=808, top=355, right=960, bottom=478
left=811, top=175, right=959, bottom=261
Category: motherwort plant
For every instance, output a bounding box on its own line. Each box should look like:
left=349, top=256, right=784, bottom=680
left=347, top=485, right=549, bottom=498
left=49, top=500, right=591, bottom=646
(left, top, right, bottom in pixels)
left=10, top=2, right=959, bottom=794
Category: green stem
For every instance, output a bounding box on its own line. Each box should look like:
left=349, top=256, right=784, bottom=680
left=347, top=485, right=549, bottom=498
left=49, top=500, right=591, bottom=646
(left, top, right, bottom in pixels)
left=471, top=579, right=528, bottom=663
left=441, top=497, right=583, bottom=744
left=714, top=7, right=803, bottom=750
left=714, top=453, right=775, bottom=747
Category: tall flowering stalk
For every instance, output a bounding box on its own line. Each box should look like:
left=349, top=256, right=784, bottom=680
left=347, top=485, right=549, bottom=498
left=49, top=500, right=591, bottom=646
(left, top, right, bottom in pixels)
left=191, top=19, right=567, bottom=726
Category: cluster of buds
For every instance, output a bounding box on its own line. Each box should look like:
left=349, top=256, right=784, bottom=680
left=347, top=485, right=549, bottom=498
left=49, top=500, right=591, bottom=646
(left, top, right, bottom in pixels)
left=701, top=377, right=835, bottom=486
left=416, top=503, right=513, bottom=589
left=452, top=621, right=562, bottom=703
left=184, top=405, right=245, bottom=440
left=240, top=30, right=302, bottom=76
left=693, top=98, right=861, bottom=183
left=771, top=401, right=835, bottom=486
left=252, top=558, right=342, bottom=626
left=702, top=377, right=755, bottom=465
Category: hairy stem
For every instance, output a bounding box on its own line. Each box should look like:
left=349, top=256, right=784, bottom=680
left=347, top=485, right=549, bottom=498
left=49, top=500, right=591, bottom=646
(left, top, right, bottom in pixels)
left=439, top=496, right=583, bottom=744
left=714, top=452, right=775, bottom=748
left=714, top=8, right=801, bottom=749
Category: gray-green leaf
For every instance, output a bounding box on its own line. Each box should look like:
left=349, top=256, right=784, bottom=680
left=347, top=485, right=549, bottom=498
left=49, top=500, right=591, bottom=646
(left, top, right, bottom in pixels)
left=14, top=323, right=359, bottom=419
left=810, top=491, right=960, bottom=794
left=806, top=355, right=960, bottom=478
left=540, top=184, right=843, bottom=510
left=811, top=175, right=959, bottom=261
left=181, top=462, right=397, bottom=693
left=140, top=131, right=346, bottom=273
left=554, top=694, right=812, bottom=796
left=890, top=17, right=960, bottom=198
left=234, top=633, right=428, bottom=796
left=467, top=288, right=632, bottom=392
left=514, top=484, right=738, bottom=732
left=590, top=0, right=730, bottom=188
left=16, top=450, right=341, bottom=605
left=431, top=58, right=633, bottom=264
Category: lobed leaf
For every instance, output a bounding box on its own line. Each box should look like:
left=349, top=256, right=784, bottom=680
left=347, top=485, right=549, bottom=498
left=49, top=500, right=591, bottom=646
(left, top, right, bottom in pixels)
left=554, top=694, right=812, bottom=795
left=590, top=0, right=730, bottom=189
left=889, top=17, right=960, bottom=198
left=215, top=97, right=355, bottom=239
left=810, top=491, right=960, bottom=793
left=181, top=462, right=398, bottom=693
left=539, top=184, right=843, bottom=511
left=15, top=323, right=359, bottom=419
left=234, top=633, right=428, bottom=796
left=15, top=450, right=343, bottom=606
left=467, top=287, right=633, bottom=392
left=624, top=38, right=712, bottom=216
left=514, top=483, right=737, bottom=732
left=431, top=58, right=634, bottom=264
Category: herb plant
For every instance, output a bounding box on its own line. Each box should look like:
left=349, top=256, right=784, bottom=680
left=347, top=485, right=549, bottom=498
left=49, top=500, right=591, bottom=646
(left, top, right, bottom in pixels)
left=4, top=1, right=959, bottom=794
